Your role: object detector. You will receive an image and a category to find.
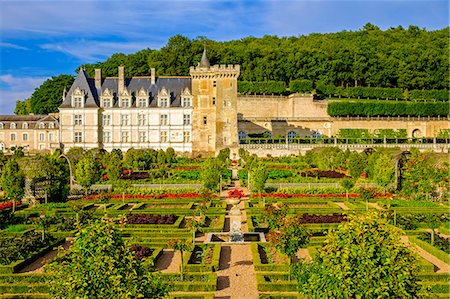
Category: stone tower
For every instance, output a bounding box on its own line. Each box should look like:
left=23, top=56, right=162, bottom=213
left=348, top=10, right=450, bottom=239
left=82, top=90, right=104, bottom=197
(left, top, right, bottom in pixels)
left=190, top=49, right=240, bottom=155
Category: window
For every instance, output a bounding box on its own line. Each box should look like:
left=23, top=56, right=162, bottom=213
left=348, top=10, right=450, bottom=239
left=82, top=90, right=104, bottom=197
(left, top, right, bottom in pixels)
left=102, top=114, right=111, bottom=126
left=102, top=98, right=111, bottom=108
left=0, top=123, right=3, bottom=129
left=22, top=123, right=28, bottom=129
left=39, top=123, right=45, bottom=129
left=138, top=114, right=146, bottom=126
left=183, top=131, right=191, bottom=143
left=74, top=132, right=82, bottom=143
left=121, top=132, right=129, bottom=143
left=10, top=123, right=16, bottom=129
left=182, top=97, right=191, bottom=107
left=212, top=97, right=216, bottom=105
left=121, top=98, right=130, bottom=108
left=238, top=131, right=247, bottom=140
left=160, top=114, right=168, bottom=125
left=138, top=98, right=147, bottom=108
left=159, top=98, right=169, bottom=107
left=10, top=133, right=16, bottom=141
left=49, top=133, right=54, bottom=141
left=39, top=133, right=45, bottom=141
left=160, top=131, right=168, bottom=142
left=22, top=133, right=28, bottom=141
left=183, top=114, right=191, bottom=125
left=139, top=131, right=147, bottom=142
left=73, top=97, right=83, bottom=108
left=203, top=116, right=207, bottom=125
left=74, top=115, right=83, bottom=125
left=39, top=144, right=45, bottom=150
left=213, top=80, right=217, bottom=87
left=48, top=122, right=54, bottom=129
left=121, top=114, right=129, bottom=126
left=103, top=132, right=111, bottom=143
left=208, top=135, right=212, bottom=144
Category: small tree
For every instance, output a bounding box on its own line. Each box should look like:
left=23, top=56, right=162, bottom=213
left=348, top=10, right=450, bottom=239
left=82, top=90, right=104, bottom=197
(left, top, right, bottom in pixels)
left=293, top=212, right=423, bottom=298
left=105, top=151, right=123, bottom=182
left=373, top=152, right=395, bottom=193
left=251, top=161, right=267, bottom=195
left=201, top=158, right=221, bottom=191
left=46, top=220, right=168, bottom=299
left=1, top=159, right=25, bottom=210
left=340, top=178, right=355, bottom=200
left=264, top=202, right=288, bottom=230
left=167, top=238, right=193, bottom=282
left=75, top=154, right=101, bottom=195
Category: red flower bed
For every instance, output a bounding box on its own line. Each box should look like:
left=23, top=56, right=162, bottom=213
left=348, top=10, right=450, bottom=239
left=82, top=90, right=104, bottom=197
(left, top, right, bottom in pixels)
left=0, top=201, right=22, bottom=211
left=127, top=214, right=177, bottom=225
left=255, top=193, right=359, bottom=198
left=228, top=189, right=245, bottom=199
left=299, top=213, right=347, bottom=224
left=81, top=193, right=199, bottom=200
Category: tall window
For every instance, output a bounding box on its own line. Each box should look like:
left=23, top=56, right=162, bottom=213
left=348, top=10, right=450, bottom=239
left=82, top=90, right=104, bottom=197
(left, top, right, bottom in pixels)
left=39, top=133, right=45, bottom=141
left=74, top=132, right=82, bottom=143
left=183, top=114, right=191, bottom=125
left=102, top=98, right=112, bottom=108
left=10, top=133, right=16, bottom=141
left=121, top=132, right=129, bottom=143
left=121, top=98, right=130, bottom=108
left=203, top=116, right=207, bottom=125
left=138, top=114, right=146, bottom=126
left=73, top=97, right=83, bottom=108
left=138, top=98, right=147, bottom=108
left=160, top=114, right=168, bottom=125
left=159, top=98, right=169, bottom=107
left=121, top=114, right=129, bottom=126
left=22, top=123, right=28, bottom=129
left=182, top=97, right=191, bottom=107
left=22, top=133, right=28, bottom=141
left=39, top=123, right=45, bottom=129
left=48, top=122, right=54, bottom=129
left=139, top=131, right=147, bottom=142
left=103, top=132, right=111, bottom=143
left=160, top=131, right=168, bottom=142
left=10, top=123, right=16, bottom=129
left=102, top=114, right=111, bottom=126
left=74, top=115, right=83, bottom=125
left=49, top=133, right=54, bottom=141
left=183, top=131, right=191, bottom=143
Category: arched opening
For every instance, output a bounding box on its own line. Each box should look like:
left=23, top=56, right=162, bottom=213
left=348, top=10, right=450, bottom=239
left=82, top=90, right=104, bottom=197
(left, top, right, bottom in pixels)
left=412, top=129, right=422, bottom=138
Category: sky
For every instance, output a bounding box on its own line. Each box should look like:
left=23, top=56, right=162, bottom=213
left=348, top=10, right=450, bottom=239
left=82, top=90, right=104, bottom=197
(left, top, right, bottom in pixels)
left=0, top=0, right=448, bottom=115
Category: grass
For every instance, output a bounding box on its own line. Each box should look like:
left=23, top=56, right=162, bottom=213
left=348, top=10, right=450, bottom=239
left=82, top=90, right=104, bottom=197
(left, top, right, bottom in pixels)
left=3, top=224, right=35, bottom=233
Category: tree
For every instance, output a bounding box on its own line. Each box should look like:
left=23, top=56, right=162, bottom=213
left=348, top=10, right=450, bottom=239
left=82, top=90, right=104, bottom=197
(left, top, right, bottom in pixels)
left=293, top=212, right=423, bottom=298
left=30, top=75, right=75, bottom=114
left=156, top=149, right=166, bottom=165
left=46, top=221, right=168, bottom=299
left=14, top=99, right=31, bottom=115
left=250, top=161, right=267, bottom=195
left=167, top=238, right=193, bottom=282
left=373, top=152, right=395, bottom=192
left=105, top=151, right=123, bottom=182
left=75, top=154, right=101, bottom=194
left=340, top=178, right=355, bottom=200
left=201, top=158, right=221, bottom=191
left=1, top=159, right=25, bottom=204
left=165, top=147, right=176, bottom=164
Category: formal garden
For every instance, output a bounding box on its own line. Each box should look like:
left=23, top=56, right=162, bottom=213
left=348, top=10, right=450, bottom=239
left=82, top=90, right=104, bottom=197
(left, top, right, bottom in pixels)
left=0, top=146, right=448, bottom=298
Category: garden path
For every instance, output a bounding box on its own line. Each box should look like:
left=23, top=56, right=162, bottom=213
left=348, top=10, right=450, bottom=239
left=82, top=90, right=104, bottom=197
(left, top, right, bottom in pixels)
left=400, top=236, right=450, bottom=273
left=155, top=249, right=181, bottom=273
left=19, top=239, right=72, bottom=273
left=334, top=202, right=350, bottom=210
left=367, top=202, right=383, bottom=210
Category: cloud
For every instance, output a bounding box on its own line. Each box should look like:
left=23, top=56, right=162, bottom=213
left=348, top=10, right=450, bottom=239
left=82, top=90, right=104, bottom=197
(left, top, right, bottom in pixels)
left=0, top=75, right=48, bottom=115
left=0, top=42, right=29, bottom=50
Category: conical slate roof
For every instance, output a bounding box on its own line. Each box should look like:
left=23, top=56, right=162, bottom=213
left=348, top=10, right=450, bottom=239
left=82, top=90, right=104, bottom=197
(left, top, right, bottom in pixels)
left=199, top=48, right=210, bottom=67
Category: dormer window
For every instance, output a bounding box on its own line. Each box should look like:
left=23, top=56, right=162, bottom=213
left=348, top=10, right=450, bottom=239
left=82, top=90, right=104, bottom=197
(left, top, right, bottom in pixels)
left=182, top=97, right=191, bottom=108
left=39, top=123, right=45, bottom=129
left=49, top=122, right=55, bottom=129
left=138, top=98, right=147, bottom=108
left=10, top=123, right=16, bottom=129
left=0, top=123, right=3, bottom=129
left=120, top=98, right=131, bottom=108
left=102, top=98, right=112, bottom=108
left=73, top=97, right=83, bottom=108
left=159, top=98, right=169, bottom=108
left=22, top=123, right=28, bottom=129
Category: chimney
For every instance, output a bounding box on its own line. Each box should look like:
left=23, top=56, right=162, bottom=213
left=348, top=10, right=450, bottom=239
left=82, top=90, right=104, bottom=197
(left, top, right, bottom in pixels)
left=95, top=68, right=102, bottom=91
left=151, top=68, right=156, bottom=85
left=118, top=66, right=125, bottom=94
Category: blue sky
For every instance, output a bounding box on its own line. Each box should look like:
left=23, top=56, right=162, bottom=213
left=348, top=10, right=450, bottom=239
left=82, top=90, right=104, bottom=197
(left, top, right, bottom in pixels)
left=0, top=0, right=448, bottom=115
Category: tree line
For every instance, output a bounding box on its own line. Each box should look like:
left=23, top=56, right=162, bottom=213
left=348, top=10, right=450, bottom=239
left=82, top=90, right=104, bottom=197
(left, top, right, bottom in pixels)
left=15, top=23, right=449, bottom=115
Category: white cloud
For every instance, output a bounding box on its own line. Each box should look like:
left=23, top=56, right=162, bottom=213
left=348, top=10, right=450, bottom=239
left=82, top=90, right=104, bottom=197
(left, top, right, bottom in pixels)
left=0, top=75, right=48, bottom=115
left=0, top=42, right=29, bottom=50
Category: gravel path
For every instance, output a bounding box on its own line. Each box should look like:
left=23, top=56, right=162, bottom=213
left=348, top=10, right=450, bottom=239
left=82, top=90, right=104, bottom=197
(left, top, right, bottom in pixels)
left=154, top=249, right=181, bottom=273
left=401, top=236, right=450, bottom=273
left=19, top=239, right=72, bottom=273
left=334, top=202, right=350, bottom=211
left=367, top=202, right=383, bottom=210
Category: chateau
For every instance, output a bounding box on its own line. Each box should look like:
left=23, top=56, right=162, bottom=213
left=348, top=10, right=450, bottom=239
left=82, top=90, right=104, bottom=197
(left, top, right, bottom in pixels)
left=0, top=50, right=449, bottom=155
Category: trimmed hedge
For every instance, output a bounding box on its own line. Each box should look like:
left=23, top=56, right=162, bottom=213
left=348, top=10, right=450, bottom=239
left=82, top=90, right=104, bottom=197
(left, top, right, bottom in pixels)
left=328, top=101, right=449, bottom=117
left=409, top=89, right=449, bottom=102
left=289, top=80, right=313, bottom=93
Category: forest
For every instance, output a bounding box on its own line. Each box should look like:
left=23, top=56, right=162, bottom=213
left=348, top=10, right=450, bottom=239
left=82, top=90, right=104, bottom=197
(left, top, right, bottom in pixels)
left=15, top=24, right=449, bottom=115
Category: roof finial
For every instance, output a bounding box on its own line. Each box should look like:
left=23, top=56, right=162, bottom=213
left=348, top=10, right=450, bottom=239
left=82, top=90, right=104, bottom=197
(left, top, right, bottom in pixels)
left=199, top=46, right=210, bottom=67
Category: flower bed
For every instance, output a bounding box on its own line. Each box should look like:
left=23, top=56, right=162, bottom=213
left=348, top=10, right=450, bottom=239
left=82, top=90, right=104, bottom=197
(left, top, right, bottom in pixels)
left=82, top=193, right=200, bottom=200
left=0, top=201, right=22, bottom=211
left=127, top=214, right=178, bottom=225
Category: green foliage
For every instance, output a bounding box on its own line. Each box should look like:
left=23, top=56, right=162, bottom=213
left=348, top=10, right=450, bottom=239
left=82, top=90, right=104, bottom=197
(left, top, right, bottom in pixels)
left=105, top=151, right=123, bottom=181
left=373, top=152, right=395, bottom=191
left=328, top=101, right=449, bottom=117
left=347, top=151, right=368, bottom=178
left=29, top=75, right=75, bottom=114
left=14, top=99, right=31, bottom=115
left=293, top=212, right=424, bottom=298
left=75, top=154, right=101, bottom=192
left=315, top=147, right=345, bottom=171
left=0, top=231, right=56, bottom=264
left=1, top=159, right=25, bottom=201
left=200, top=158, right=221, bottom=191
left=251, top=161, right=268, bottom=194
left=289, top=79, right=313, bottom=93
left=409, top=89, right=449, bottom=101
left=47, top=221, right=168, bottom=299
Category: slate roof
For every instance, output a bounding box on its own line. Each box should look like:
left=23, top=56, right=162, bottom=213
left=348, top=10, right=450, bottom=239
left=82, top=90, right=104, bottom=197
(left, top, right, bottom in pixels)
left=0, top=115, right=59, bottom=129
left=60, top=69, right=191, bottom=108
